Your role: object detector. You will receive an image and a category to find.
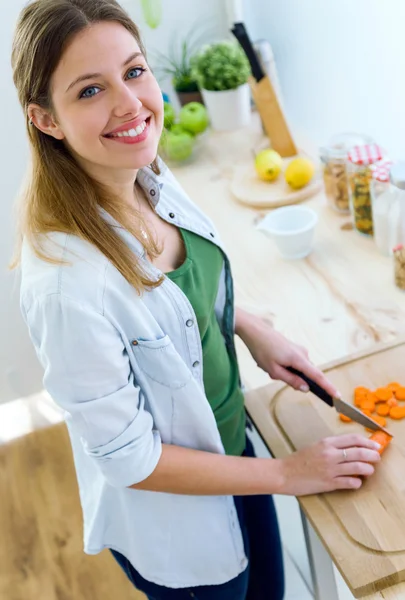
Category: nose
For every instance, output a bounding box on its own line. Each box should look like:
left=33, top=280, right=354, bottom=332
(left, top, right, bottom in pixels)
left=111, top=81, right=142, bottom=118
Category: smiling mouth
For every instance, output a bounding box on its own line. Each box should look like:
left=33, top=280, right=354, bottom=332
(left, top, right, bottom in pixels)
left=104, top=117, right=151, bottom=139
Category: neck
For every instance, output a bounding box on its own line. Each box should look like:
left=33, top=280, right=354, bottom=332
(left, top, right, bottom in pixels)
left=76, top=155, right=140, bottom=209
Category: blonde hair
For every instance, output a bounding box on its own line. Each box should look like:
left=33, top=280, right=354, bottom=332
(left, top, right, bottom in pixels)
left=11, top=0, right=163, bottom=293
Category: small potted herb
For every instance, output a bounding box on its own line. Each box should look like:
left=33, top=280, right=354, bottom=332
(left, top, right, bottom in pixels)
left=191, top=40, right=251, bottom=131
left=151, top=26, right=207, bottom=107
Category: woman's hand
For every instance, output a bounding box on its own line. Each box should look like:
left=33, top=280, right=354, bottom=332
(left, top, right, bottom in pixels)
left=275, top=434, right=381, bottom=496
left=235, top=308, right=339, bottom=397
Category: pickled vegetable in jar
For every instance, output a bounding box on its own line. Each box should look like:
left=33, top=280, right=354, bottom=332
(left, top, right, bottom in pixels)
left=347, top=144, right=385, bottom=236
left=320, top=133, right=374, bottom=214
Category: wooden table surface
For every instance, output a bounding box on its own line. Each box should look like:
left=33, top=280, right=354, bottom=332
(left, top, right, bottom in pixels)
left=2, top=112, right=405, bottom=599
left=171, top=112, right=405, bottom=599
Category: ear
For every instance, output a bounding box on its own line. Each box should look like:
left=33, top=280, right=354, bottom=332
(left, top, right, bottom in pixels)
left=27, top=104, right=65, bottom=140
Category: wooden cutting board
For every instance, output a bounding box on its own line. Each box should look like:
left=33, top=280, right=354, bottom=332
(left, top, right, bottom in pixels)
left=229, top=150, right=323, bottom=209
left=245, top=337, right=405, bottom=598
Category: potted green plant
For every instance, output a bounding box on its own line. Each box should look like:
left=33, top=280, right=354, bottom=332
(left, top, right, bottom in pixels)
left=191, top=40, right=251, bottom=131
left=151, top=26, right=207, bottom=107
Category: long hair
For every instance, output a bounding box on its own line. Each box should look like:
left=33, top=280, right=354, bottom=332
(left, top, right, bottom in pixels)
left=11, top=0, right=163, bottom=293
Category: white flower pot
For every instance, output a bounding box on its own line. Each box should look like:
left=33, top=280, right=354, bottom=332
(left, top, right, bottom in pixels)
left=201, top=83, right=251, bottom=132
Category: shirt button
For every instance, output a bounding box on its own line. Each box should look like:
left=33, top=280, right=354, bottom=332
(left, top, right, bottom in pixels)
left=132, top=340, right=138, bottom=346
left=169, top=212, right=175, bottom=218
left=150, top=189, right=156, bottom=196
left=192, top=361, right=200, bottom=368
left=209, top=232, right=215, bottom=237
left=186, top=319, right=194, bottom=327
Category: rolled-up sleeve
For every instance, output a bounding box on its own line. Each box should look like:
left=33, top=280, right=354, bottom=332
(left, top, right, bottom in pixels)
left=24, top=293, right=162, bottom=487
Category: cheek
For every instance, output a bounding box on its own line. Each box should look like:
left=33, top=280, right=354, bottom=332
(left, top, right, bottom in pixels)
left=62, top=104, right=106, bottom=146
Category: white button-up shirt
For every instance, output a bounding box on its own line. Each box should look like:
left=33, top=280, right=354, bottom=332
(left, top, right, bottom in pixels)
left=20, top=162, right=248, bottom=588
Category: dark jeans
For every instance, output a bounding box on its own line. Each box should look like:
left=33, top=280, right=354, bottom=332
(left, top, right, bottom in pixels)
left=110, top=435, right=285, bottom=599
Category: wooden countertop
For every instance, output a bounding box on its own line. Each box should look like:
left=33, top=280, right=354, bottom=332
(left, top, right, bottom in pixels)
left=2, top=112, right=405, bottom=598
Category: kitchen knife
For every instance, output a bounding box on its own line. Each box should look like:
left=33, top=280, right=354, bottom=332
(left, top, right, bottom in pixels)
left=286, top=367, right=393, bottom=436
left=230, top=22, right=265, bottom=82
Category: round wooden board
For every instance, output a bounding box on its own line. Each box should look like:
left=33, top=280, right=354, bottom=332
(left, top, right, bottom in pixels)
left=230, top=154, right=323, bottom=209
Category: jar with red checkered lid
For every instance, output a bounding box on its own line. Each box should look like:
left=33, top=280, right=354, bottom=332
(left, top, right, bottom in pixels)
left=347, top=144, right=386, bottom=235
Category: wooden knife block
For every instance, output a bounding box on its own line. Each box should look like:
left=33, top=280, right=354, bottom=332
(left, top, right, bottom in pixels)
left=249, top=75, right=298, bottom=158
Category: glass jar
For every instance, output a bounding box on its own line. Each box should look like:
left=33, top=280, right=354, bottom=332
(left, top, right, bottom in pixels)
left=320, top=133, right=374, bottom=214
left=390, top=163, right=405, bottom=290
left=370, top=160, right=400, bottom=256
left=347, top=144, right=385, bottom=236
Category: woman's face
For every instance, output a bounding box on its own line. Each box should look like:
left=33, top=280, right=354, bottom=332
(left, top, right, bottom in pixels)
left=45, top=21, right=164, bottom=177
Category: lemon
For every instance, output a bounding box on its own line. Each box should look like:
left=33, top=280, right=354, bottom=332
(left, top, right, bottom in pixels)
left=285, top=157, right=315, bottom=190
left=255, top=149, right=283, bottom=182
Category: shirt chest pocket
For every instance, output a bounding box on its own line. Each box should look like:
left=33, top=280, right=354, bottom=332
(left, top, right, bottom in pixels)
left=130, top=335, right=192, bottom=389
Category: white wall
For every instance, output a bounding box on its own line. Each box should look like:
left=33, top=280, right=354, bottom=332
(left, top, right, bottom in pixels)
left=245, top=0, right=405, bottom=159
left=0, top=0, right=227, bottom=403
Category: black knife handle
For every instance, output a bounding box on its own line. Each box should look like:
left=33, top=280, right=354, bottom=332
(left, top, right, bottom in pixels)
left=286, top=367, right=334, bottom=407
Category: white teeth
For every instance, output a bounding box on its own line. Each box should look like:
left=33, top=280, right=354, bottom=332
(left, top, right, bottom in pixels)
left=108, top=120, right=147, bottom=138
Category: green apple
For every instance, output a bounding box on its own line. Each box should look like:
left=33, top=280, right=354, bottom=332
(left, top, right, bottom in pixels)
left=163, top=128, right=195, bottom=162
left=163, top=101, right=176, bottom=130
left=178, top=102, right=209, bottom=135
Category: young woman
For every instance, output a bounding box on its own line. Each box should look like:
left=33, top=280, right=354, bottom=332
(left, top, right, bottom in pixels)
left=11, top=1, right=381, bottom=598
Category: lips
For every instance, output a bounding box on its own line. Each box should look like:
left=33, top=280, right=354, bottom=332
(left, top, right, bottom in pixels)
left=103, top=116, right=151, bottom=138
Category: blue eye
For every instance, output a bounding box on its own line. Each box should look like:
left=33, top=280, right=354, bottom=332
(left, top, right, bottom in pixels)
left=126, top=67, right=146, bottom=79
left=80, top=86, right=101, bottom=99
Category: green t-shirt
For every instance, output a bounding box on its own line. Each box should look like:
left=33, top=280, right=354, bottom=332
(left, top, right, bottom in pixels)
left=166, top=228, right=246, bottom=456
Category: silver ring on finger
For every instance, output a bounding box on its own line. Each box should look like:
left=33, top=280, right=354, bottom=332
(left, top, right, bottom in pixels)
left=342, top=448, right=348, bottom=462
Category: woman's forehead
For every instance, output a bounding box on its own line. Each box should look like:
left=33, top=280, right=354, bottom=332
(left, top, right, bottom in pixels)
left=52, top=22, right=142, bottom=93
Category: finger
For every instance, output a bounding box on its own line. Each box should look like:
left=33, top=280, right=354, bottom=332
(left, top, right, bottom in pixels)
left=273, top=365, right=310, bottom=392
left=335, top=477, right=363, bottom=490
left=338, top=447, right=381, bottom=464
left=328, top=434, right=381, bottom=451
left=289, top=357, right=340, bottom=398
left=338, top=461, right=375, bottom=477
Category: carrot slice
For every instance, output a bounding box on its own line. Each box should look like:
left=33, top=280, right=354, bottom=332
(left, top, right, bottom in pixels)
left=368, top=431, right=392, bottom=455
left=377, top=404, right=390, bottom=416
left=387, top=382, right=401, bottom=392
left=390, top=406, right=405, bottom=420
left=360, top=398, right=375, bottom=412
left=354, top=386, right=369, bottom=395
left=387, top=398, right=398, bottom=408
left=395, top=387, right=405, bottom=401
left=367, top=392, right=378, bottom=404
left=375, top=387, right=393, bottom=402
left=339, top=414, right=352, bottom=423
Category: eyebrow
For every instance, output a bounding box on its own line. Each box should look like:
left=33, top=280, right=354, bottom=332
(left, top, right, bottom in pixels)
left=65, top=51, right=144, bottom=93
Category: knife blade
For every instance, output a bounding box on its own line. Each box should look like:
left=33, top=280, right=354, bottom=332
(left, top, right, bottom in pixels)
left=286, top=367, right=393, bottom=437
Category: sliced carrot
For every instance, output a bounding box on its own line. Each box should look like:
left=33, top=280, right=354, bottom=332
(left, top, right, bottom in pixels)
left=360, top=398, right=375, bottom=412
left=375, top=387, right=393, bottom=402
left=394, top=387, right=405, bottom=401
left=366, top=415, right=387, bottom=432
left=354, top=386, right=369, bottom=395
left=377, top=404, right=390, bottom=416
left=389, top=406, right=405, bottom=420
left=367, top=391, right=378, bottom=404
left=339, top=414, right=352, bottom=423
left=387, top=382, right=401, bottom=392
left=387, top=397, right=398, bottom=408
left=368, top=431, right=393, bottom=455
left=362, top=409, right=372, bottom=417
